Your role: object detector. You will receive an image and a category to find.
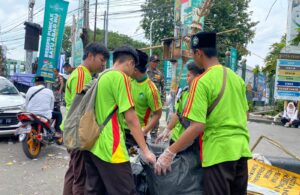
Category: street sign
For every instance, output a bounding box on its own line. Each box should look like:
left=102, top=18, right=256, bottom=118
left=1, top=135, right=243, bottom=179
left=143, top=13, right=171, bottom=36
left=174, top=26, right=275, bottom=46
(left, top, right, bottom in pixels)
left=230, top=47, right=238, bottom=72
left=275, top=58, right=300, bottom=101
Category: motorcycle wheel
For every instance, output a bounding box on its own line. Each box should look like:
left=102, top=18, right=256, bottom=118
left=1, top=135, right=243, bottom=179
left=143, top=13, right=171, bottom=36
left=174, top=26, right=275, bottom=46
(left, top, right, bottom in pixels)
left=22, top=128, right=41, bottom=159
left=56, top=137, right=63, bottom=145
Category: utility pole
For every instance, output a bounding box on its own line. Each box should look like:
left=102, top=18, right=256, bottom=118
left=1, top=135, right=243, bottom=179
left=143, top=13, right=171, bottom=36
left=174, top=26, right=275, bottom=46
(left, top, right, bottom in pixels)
left=81, top=0, right=89, bottom=49
left=103, top=11, right=106, bottom=45
left=104, top=0, right=109, bottom=47
left=93, top=0, right=98, bottom=42
left=25, top=0, right=35, bottom=74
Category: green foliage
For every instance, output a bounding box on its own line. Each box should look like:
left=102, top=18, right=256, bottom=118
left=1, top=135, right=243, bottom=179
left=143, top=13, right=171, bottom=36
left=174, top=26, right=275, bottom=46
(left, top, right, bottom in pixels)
left=252, top=65, right=260, bottom=75
left=248, top=101, right=254, bottom=112
left=263, top=35, right=286, bottom=78
left=62, top=26, right=72, bottom=58
left=292, top=28, right=300, bottom=45
left=62, top=27, right=149, bottom=60
left=205, top=0, right=258, bottom=60
left=141, top=0, right=257, bottom=62
left=140, top=0, right=174, bottom=44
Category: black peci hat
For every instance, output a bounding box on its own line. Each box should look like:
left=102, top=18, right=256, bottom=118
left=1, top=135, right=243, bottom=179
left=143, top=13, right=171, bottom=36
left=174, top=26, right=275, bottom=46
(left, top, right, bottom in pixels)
left=113, top=46, right=139, bottom=65
left=34, top=76, right=45, bottom=83
left=149, top=55, right=160, bottom=62
left=135, top=49, right=148, bottom=72
left=191, top=32, right=217, bottom=50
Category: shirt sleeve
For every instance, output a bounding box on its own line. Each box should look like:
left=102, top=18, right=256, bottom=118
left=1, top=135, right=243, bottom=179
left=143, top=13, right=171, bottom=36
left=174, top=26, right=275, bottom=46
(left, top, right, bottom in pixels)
left=147, top=81, right=162, bottom=112
left=112, top=73, right=134, bottom=114
left=183, top=79, right=208, bottom=124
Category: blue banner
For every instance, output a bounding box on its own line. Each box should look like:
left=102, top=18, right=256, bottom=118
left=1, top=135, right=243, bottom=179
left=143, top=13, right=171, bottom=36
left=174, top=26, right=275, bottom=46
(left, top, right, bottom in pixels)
left=37, top=0, right=69, bottom=82
left=230, top=47, right=238, bottom=72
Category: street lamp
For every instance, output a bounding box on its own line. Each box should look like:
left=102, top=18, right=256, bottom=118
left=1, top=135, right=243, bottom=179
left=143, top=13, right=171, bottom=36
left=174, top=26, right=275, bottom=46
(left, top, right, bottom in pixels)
left=150, top=19, right=159, bottom=56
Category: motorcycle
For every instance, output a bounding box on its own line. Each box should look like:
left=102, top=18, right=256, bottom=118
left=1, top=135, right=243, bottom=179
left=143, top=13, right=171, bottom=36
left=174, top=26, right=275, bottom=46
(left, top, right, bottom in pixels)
left=15, top=112, right=63, bottom=159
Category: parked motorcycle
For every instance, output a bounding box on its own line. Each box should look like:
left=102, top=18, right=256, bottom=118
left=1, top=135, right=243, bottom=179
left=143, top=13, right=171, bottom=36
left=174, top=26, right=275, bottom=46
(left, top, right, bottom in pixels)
left=15, top=112, right=63, bottom=159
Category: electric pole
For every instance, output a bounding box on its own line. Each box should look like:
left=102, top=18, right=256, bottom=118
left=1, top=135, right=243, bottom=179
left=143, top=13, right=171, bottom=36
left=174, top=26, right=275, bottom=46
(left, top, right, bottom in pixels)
left=104, top=0, right=109, bottom=47
left=103, top=10, right=106, bottom=45
left=93, top=0, right=98, bottom=42
left=81, top=0, right=89, bottom=49
left=25, top=0, right=35, bottom=73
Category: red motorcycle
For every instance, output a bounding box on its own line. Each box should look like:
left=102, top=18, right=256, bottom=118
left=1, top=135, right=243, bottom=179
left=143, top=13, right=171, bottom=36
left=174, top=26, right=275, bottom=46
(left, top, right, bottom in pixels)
left=15, top=112, right=63, bottom=159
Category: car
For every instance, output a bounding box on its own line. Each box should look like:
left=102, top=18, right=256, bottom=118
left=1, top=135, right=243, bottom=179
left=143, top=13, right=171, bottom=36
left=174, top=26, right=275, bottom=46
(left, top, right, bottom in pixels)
left=0, top=76, right=25, bottom=135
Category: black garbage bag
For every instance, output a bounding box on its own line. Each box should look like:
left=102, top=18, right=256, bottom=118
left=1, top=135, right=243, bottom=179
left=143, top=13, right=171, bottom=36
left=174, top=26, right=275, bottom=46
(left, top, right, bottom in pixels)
left=143, top=142, right=204, bottom=195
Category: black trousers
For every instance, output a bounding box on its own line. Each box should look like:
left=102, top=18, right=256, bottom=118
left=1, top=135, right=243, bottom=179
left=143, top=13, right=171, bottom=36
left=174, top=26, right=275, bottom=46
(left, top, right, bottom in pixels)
left=83, top=151, right=136, bottom=195
left=51, top=111, right=62, bottom=132
left=63, top=149, right=86, bottom=195
left=204, top=157, right=248, bottom=195
left=281, top=118, right=300, bottom=128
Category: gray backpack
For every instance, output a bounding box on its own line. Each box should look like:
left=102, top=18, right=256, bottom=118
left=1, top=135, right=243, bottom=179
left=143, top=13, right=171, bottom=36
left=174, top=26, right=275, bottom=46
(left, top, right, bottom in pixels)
left=63, top=70, right=118, bottom=150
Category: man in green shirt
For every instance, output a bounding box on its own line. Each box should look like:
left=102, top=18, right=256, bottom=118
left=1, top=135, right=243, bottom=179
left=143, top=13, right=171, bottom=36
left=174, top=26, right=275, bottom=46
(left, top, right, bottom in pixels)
left=155, top=32, right=252, bottom=195
left=83, top=46, right=156, bottom=195
left=125, top=49, right=162, bottom=147
left=156, top=62, right=204, bottom=144
left=62, top=43, right=110, bottom=195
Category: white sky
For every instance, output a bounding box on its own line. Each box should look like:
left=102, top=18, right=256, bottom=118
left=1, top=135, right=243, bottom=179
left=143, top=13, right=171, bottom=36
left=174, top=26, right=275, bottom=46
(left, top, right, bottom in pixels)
left=0, top=0, right=288, bottom=68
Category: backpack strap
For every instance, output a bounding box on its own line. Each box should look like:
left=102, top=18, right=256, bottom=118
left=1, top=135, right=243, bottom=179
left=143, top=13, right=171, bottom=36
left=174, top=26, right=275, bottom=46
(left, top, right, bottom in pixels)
left=29, top=87, right=45, bottom=102
left=99, top=106, right=119, bottom=130
left=207, top=66, right=227, bottom=116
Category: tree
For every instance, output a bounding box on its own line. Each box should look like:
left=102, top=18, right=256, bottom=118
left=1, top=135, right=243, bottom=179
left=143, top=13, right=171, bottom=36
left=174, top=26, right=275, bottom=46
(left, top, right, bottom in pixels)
left=204, top=0, right=258, bottom=61
left=141, top=0, right=257, bottom=62
left=141, top=0, right=174, bottom=45
left=263, top=35, right=286, bottom=78
left=61, top=27, right=148, bottom=59
left=62, top=26, right=72, bottom=59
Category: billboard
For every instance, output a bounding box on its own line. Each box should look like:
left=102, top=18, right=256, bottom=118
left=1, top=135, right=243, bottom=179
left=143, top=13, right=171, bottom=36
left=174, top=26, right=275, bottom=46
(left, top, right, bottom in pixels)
left=275, top=58, right=300, bottom=101
left=287, top=0, right=300, bottom=44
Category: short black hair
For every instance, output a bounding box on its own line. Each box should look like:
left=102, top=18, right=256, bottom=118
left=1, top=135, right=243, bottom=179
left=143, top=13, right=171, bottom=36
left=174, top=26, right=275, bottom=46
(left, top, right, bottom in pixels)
left=63, top=63, right=71, bottom=68
left=82, top=43, right=110, bottom=60
left=113, top=53, right=135, bottom=64
left=187, top=62, right=205, bottom=75
left=53, top=68, right=59, bottom=72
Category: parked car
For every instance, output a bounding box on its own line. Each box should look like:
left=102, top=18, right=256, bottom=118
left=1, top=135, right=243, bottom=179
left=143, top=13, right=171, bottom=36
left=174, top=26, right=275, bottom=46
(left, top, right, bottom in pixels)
left=0, top=76, right=25, bottom=135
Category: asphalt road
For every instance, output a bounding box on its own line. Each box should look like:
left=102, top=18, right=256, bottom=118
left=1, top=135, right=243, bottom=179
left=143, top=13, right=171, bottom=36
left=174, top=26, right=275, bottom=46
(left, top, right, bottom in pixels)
left=0, top=122, right=299, bottom=195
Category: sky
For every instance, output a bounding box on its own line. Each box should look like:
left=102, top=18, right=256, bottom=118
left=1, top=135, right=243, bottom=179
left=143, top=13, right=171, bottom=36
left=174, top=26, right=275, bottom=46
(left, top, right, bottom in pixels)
left=0, top=0, right=288, bottom=68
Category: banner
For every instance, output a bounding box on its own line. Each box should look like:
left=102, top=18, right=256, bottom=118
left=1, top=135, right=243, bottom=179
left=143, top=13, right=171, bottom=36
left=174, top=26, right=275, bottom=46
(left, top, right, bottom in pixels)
left=248, top=159, right=300, bottom=194
left=73, top=0, right=84, bottom=67
left=37, top=0, right=69, bottom=82
left=275, top=58, right=300, bottom=101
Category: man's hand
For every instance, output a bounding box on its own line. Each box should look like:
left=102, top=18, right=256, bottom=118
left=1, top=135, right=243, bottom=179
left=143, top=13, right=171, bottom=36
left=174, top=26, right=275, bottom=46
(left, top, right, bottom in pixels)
left=155, top=128, right=171, bottom=143
left=140, top=148, right=156, bottom=165
left=154, top=148, right=176, bottom=175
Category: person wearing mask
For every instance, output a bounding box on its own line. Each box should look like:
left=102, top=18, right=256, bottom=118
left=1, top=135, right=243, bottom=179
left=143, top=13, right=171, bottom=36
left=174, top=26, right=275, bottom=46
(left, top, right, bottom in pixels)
left=83, top=46, right=156, bottom=195
left=281, top=102, right=300, bottom=128
left=125, top=49, right=162, bottom=147
left=155, top=32, right=252, bottom=195
left=147, top=55, right=165, bottom=140
left=62, top=43, right=110, bottom=195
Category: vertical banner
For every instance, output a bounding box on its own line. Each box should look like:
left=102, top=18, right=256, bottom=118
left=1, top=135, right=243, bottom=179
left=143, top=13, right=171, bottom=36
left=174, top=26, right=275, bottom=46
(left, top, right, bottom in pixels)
left=230, top=47, right=238, bottom=72
left=73, top=0, right=84, bottom=67
left=287, top=0, right=300, bottom=44
left=37, top=0, right=69, bottom=82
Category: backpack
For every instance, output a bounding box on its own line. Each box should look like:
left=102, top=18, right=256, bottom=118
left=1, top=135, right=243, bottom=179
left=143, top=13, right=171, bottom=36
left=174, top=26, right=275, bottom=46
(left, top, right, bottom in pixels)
left=63, top=70, right=118, bottom=150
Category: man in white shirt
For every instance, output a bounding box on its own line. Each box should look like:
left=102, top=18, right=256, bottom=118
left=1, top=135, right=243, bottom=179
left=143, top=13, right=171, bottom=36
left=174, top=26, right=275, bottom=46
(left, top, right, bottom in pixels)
left=25, top=76, right=62, bottom=136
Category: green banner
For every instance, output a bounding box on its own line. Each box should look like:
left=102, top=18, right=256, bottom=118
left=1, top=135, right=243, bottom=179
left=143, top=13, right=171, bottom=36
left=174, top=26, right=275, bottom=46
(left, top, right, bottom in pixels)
left=37, top=0, right=69, bottom=82
left=230, top=47, right=238, bottom=72
left=73, top=0, right=84, bottom=67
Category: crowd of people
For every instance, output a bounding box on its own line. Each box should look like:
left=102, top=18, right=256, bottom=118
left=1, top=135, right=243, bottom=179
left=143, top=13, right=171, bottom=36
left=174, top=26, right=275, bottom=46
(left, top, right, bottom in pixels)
left=24, top=31, right=252, bottom=195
